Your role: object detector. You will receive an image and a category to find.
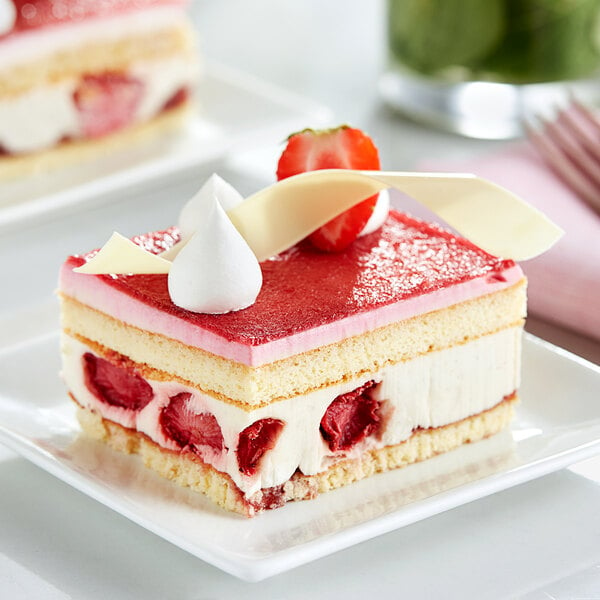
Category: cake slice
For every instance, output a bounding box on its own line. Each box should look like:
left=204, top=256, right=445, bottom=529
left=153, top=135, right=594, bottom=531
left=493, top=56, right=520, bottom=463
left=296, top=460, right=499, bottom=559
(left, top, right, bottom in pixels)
left=0, top=0, right=198, bottom=179
left=57, top=127, right=555, bottom=517
left=58, top=165, right=527, bottom=516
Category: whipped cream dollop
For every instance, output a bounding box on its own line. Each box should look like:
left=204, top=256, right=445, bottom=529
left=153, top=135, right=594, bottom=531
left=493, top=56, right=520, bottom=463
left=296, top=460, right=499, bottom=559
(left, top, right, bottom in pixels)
left=168, top=190, right=262, bottom=314
left=178, top=174, right=244, bottom=239
left=0, top=0, right=15, bottom=36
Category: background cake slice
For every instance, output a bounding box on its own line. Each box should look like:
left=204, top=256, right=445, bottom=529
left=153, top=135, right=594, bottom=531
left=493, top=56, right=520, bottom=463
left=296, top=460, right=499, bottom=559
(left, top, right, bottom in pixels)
left=0, top=0, right=199, bottom=179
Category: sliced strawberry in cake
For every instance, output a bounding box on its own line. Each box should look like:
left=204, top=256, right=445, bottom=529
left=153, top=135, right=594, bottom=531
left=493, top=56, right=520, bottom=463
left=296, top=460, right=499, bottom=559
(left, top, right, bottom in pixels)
left=83, top=352, right=153, bottom=411
left=320, top=381, right=380, bottom=453
left=160, top=392, right=225, bottom=456
left=237, top=419, right=285, bottom=477
left=73, top=73, right=145, bottom=139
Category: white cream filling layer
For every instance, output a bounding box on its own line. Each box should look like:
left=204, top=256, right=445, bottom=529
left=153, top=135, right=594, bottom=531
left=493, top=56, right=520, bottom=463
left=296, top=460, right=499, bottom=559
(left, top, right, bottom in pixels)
left=0, top=55, right=197, bottom=154
left=61, top=327, right=521, bottom=496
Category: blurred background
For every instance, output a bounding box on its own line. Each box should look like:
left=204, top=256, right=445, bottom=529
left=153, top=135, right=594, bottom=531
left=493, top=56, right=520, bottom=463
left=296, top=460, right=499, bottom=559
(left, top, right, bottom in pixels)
left=192, top=0, right=387, bottom=128
left=0, top=2, right=599, bottom=598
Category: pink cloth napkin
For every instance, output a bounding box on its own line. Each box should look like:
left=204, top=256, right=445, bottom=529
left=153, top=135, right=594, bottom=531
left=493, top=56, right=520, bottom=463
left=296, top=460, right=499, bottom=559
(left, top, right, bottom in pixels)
left=419, top=143, right=600, bottom=342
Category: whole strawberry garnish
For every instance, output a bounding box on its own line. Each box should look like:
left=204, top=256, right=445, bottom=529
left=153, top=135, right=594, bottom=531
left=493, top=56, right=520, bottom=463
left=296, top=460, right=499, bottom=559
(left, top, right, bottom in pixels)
left=276, top=126, right=381, bottom=252
left=73, top=72, right=144, bottom=139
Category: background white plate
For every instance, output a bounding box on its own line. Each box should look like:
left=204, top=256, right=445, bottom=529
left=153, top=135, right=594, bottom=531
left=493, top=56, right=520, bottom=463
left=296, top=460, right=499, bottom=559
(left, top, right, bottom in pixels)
left=0, top=310, right=598, bottom=582
left=0, top=63, right=332, bottom=228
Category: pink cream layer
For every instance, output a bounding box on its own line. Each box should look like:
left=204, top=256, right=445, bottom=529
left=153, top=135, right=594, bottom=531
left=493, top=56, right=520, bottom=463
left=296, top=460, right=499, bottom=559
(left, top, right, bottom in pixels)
left=59, top=211, right=524, bottom=367
left=0, top=3, right=189, bottom=73
left=1, top=1, right=187, bottom=40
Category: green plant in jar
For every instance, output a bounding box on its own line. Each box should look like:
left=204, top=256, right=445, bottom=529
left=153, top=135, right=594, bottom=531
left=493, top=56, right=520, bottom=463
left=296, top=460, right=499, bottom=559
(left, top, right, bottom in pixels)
left=482, top=0, right=600, bottom=83
left=388, top=0, right=600, bottom=83
left=388, top=0, right=506, bottom=75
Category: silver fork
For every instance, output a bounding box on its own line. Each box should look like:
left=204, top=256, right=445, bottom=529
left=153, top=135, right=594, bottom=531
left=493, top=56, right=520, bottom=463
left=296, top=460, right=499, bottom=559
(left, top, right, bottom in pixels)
left=524, top=97, right=600, bottom=216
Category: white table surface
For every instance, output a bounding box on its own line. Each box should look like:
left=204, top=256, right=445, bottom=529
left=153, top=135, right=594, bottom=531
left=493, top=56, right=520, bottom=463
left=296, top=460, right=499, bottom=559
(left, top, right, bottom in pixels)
left=1, top=1, right=599, bottom=598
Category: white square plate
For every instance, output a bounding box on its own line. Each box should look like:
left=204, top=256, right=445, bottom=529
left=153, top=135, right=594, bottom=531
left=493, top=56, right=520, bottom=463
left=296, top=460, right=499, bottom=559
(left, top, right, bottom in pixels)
left=0, top=63, right=331, bottom=228
left=0, top=313, right=599, bottom=582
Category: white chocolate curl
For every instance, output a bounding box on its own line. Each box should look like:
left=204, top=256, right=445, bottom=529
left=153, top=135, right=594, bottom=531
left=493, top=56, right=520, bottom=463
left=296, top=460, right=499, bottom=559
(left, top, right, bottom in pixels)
left=360, top=191, right=390, bottom=236
left=228, top=170, right=563, bottom=262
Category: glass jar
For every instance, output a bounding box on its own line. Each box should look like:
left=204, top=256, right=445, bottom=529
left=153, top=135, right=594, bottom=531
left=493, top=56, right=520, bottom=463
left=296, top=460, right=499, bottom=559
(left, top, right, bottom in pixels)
left=380, top=0, right=600, bottom=138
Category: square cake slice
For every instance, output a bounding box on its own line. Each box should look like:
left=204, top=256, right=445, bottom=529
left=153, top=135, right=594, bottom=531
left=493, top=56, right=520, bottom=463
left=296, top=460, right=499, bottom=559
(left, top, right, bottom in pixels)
left=58, top=207, right=526, bottom=517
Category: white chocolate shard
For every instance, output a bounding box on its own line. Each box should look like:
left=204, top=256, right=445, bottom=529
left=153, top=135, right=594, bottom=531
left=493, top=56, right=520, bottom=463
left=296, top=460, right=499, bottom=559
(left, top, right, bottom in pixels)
left=73, top=232, right=172, bottom=275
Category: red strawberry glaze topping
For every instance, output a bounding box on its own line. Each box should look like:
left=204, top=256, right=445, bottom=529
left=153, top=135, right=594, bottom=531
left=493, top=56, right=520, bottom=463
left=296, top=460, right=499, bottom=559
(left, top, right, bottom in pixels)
left=237, top=418, right=284, bottom=476
left=160, top=392, right=225, bottom=453
left=320, top=381, right=380, bottom=452
left=83, top=352, right=153, bottom=411
left=65, top=212, right=516, bottom=347
left=3, top=1, right=185, bottom=37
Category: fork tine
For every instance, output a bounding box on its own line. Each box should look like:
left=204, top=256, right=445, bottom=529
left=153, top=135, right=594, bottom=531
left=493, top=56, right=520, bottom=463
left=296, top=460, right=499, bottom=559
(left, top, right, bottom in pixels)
left=543, top=114, right=600, bottom=190
left=556, top=101, right=600, bottom=165
left=524, top=120, right=600, bottom=214
left=570, top=96, right=600, bottom=135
